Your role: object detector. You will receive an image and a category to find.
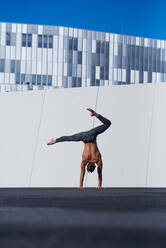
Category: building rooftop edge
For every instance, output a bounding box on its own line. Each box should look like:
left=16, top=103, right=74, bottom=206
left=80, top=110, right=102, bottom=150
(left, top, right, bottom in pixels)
left=0, top=21, right=165, bottom=42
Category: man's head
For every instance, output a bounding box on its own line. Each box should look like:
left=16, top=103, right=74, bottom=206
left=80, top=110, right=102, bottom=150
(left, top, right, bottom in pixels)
left=86, top=162, right=96, bottom=173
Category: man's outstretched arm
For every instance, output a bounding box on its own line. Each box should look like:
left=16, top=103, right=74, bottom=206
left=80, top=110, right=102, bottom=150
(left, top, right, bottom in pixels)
left=80, top=161, right=86, bottom=189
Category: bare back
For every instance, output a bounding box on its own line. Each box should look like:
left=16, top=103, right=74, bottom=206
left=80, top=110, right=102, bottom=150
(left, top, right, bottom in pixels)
left=82, top=142, right=102, bottom=164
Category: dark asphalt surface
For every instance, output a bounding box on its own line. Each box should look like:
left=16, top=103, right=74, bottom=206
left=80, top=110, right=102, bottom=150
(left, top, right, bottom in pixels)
left=0, top=188, right=166, bottom=247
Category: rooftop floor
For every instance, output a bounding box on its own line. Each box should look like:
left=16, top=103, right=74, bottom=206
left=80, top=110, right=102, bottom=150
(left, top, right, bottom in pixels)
left=0, top=188, right=166, bottom=248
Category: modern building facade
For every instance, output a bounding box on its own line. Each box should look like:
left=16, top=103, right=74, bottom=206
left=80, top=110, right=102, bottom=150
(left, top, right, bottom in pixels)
left=0, top=22, right=166, bottom=92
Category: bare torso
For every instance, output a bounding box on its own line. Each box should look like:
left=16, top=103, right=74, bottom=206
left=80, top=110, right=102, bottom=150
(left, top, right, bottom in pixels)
left=82, top=141, right=102, bottom=164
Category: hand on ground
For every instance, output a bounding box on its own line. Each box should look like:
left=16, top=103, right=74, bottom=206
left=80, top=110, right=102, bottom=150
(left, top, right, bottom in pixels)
left=97, top=186, right=102, bottom=190
left=87, top=108, right=96, bottom=116
left=47, top=138, right=56, bottom=145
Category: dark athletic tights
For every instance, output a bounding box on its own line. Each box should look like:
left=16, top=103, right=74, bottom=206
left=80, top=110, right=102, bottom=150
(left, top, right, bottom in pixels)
left=56, top=114, right=111, bottom=144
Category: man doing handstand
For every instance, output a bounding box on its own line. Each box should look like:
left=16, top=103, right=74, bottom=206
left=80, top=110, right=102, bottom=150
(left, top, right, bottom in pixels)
left=47, top=108, right=111, bottom=189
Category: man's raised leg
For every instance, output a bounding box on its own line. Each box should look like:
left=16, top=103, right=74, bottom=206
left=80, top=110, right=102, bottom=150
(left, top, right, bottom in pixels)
left=47, top=131, right=84, bottom=145
left=86, top=108, right=111, bottom=137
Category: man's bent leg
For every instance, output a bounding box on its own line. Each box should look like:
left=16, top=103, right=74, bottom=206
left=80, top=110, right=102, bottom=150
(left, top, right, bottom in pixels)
left=85, top=114, right=111, bottom=137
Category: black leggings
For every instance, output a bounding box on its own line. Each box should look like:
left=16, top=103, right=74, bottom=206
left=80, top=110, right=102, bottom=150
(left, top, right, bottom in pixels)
left=56, top=114, right=111, bottom=143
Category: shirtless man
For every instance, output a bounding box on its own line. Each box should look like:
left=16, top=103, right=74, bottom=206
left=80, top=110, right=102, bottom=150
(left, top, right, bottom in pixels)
left=47, top=108, right=111, bottom=189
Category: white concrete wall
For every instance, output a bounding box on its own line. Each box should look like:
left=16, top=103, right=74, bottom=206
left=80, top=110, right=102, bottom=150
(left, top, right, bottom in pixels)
left=147, top=84, right=166, bottom=187
left=0, top=91, right=44, bottom=186
left=0, top=84, right=165, bottom=187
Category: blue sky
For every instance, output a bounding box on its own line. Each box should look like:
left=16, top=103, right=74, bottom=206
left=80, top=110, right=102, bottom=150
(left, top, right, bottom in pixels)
left=0, top=0, right=165, bottom=40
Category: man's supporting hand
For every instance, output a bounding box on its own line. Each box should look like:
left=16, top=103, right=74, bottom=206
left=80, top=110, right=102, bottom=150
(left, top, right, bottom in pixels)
left=80, top=161, right=86, bottom=188
left=87, top=108, right=99, bottom=117
left=47, top=138, right=56, bottom=145
left=96, top=160, right=103, bottom=188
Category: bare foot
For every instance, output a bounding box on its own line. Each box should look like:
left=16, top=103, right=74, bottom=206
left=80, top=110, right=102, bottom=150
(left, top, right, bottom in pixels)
left=87, top=108, right=96, bottom=116
left=47, top=138, right=56, bottom=145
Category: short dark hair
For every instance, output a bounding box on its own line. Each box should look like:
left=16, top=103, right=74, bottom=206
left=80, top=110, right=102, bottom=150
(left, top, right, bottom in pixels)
left=87, top=163, right=96, bottom=173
